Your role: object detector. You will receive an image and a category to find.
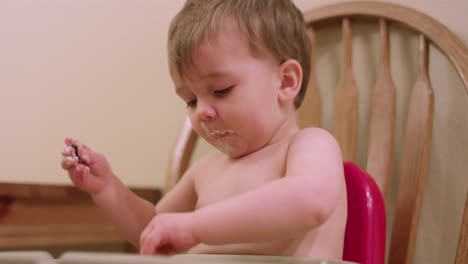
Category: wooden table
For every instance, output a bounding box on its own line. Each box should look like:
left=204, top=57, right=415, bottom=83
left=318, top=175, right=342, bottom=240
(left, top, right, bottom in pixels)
left=0, top=183, right=161, bottom=249
left=0, top=251, right=358, bottom=264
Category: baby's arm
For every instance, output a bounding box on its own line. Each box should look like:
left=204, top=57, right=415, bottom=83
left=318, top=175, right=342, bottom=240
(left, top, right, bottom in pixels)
left=189, top=128, right=344, bottom=245
left=94, top=168, right=197, bottom=247
left=61, top=137, right=197, bottom=247
left=91, top=175, right=156, bottom=246
left=61, top=137, right=155, bottom=246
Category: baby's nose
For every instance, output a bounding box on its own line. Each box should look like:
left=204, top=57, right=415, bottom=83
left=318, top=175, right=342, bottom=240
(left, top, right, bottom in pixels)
left=195, top=100, right=217, bottom=121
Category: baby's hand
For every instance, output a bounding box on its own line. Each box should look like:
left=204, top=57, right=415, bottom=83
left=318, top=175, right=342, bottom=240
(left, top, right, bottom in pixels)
left=140, top=213, right=199, bottom=255
left=61, top=136, right=113, bottom=194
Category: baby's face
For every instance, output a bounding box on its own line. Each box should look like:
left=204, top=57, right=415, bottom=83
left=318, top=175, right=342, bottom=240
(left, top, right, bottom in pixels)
left=173, top=28, right=286, bottom=158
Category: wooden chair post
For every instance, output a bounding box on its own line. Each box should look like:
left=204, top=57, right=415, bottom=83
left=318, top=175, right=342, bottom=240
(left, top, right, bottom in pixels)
left=366, top=19, right=396, bottom=196
left=455, top=191, right=468, bottom=264
left=333, top=18, right=358, bottom=162
left=388, top=35, right=434, bottom=264
left=165, top=117, right=198, bottom=193
left=298, top=27, right=322, bottom=128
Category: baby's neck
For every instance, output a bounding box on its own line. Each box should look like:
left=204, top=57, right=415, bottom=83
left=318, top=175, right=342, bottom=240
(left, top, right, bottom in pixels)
left=268, top=109, right=300, bottom=145
left=243, top=112, right=300, bottom=159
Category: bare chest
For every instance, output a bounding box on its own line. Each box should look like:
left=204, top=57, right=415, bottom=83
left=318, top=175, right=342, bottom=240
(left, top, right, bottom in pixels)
left=194, top=144, right=288, bottom=209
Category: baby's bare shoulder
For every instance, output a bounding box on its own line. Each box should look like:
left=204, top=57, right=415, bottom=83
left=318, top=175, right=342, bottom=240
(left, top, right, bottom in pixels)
left=290, top=127, right=339, bottom=151
left=286, top=128, right=343, bottom=176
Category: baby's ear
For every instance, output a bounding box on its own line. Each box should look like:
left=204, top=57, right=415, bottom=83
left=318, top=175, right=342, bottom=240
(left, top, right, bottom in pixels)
left=278, top=59, right=303, bottom=104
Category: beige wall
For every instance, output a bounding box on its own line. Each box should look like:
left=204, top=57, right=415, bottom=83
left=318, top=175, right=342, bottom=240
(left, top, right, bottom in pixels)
left=0, top=1, right=466, bottom=263
left=1, top=0, right=187, bottom=188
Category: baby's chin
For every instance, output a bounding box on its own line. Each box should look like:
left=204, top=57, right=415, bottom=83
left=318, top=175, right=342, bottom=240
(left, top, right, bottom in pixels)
left=212, top=141, right=263, bottom=160
left=200, top=132, right=262, bottom=159
left=212, top=141, right=238, bottom=157
left=205, top=138, right=243, bottom=158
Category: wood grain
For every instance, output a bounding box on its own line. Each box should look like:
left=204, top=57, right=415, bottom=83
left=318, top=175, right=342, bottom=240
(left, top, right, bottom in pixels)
left=366, top=19, right=396, bottom=196
left=298, top=27, right=322, bottom=128
left=164, top=117, right=198, bottom=193
left=333, top=18, right=358, bottom=162
left=455, top=191, right=468, bottom=264
left=388, top=35, right=434, bottom=264
left=0, top=183, right=160, bottom=249
left=0, top=183, right=159, bottom=202
left=303, top=1, right=468, bottom=92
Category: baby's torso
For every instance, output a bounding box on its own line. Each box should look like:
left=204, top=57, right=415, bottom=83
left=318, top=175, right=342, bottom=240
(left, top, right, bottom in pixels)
left=195, top=142, right=286, bottom=208
left=188, top=139, right=347, bottom=259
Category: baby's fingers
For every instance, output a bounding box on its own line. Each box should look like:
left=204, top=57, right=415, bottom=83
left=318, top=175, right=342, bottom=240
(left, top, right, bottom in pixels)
left=65, top=137, right=92, bottom=152
left=140, top=233, right=162, bottom=255
left=67, top=164, right=92, bottom=186
left=61, top=146, right=74, bottom=157
left=63, top=137, right=92, bottom=165
left=140, top=222, right=170, bottom=256
left=64, top=136, right=78, bottom=147
left=61, top=156, right=79, bottom=170
left=76, top=148, right=91, bottom=165
left=139, top=224, right=153, bottom=254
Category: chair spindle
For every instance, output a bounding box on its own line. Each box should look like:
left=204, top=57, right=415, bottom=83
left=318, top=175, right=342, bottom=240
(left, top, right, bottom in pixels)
left=455, top=191, right=468, bottom=264
left=333, top=18, right=359, bottom=162
left=388, top=35, right=434, bottom=264
left=366, top=19, right=397, bottom=196
left=165, top=117, right=197, bottom=192
left=298, top=27, right=322, bottom=128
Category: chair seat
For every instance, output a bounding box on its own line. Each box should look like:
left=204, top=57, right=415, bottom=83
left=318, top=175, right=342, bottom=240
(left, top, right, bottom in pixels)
left=343, top=162, right=386, bottom=264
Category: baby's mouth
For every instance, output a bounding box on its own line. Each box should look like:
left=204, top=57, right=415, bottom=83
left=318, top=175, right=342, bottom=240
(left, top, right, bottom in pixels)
left=209, top=130, right=234, bottom=140
left=201, top=123, right=235, bottom=154
left=201, top=123, right=234, bottom=141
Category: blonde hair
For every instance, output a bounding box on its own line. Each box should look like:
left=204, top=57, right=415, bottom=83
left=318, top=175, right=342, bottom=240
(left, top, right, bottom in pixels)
left=168, top=0, right=311, bottom=108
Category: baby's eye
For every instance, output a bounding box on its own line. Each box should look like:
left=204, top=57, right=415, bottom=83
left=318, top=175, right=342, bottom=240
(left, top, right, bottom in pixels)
left=186, top=99, right=197, bottom=108
left=214, top=86, right=233, bottom=96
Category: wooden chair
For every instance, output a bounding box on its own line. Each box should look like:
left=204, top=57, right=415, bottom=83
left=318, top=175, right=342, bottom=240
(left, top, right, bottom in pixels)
left=165, top=2, right=468, bottom=264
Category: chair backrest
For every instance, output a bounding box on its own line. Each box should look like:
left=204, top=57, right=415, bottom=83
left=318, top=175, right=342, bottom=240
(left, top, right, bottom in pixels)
left=343, top=162, right=386, bottom=264
left=299, top=3, right=467, bottom=264
left=165, top=2, right=468, bottom=264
